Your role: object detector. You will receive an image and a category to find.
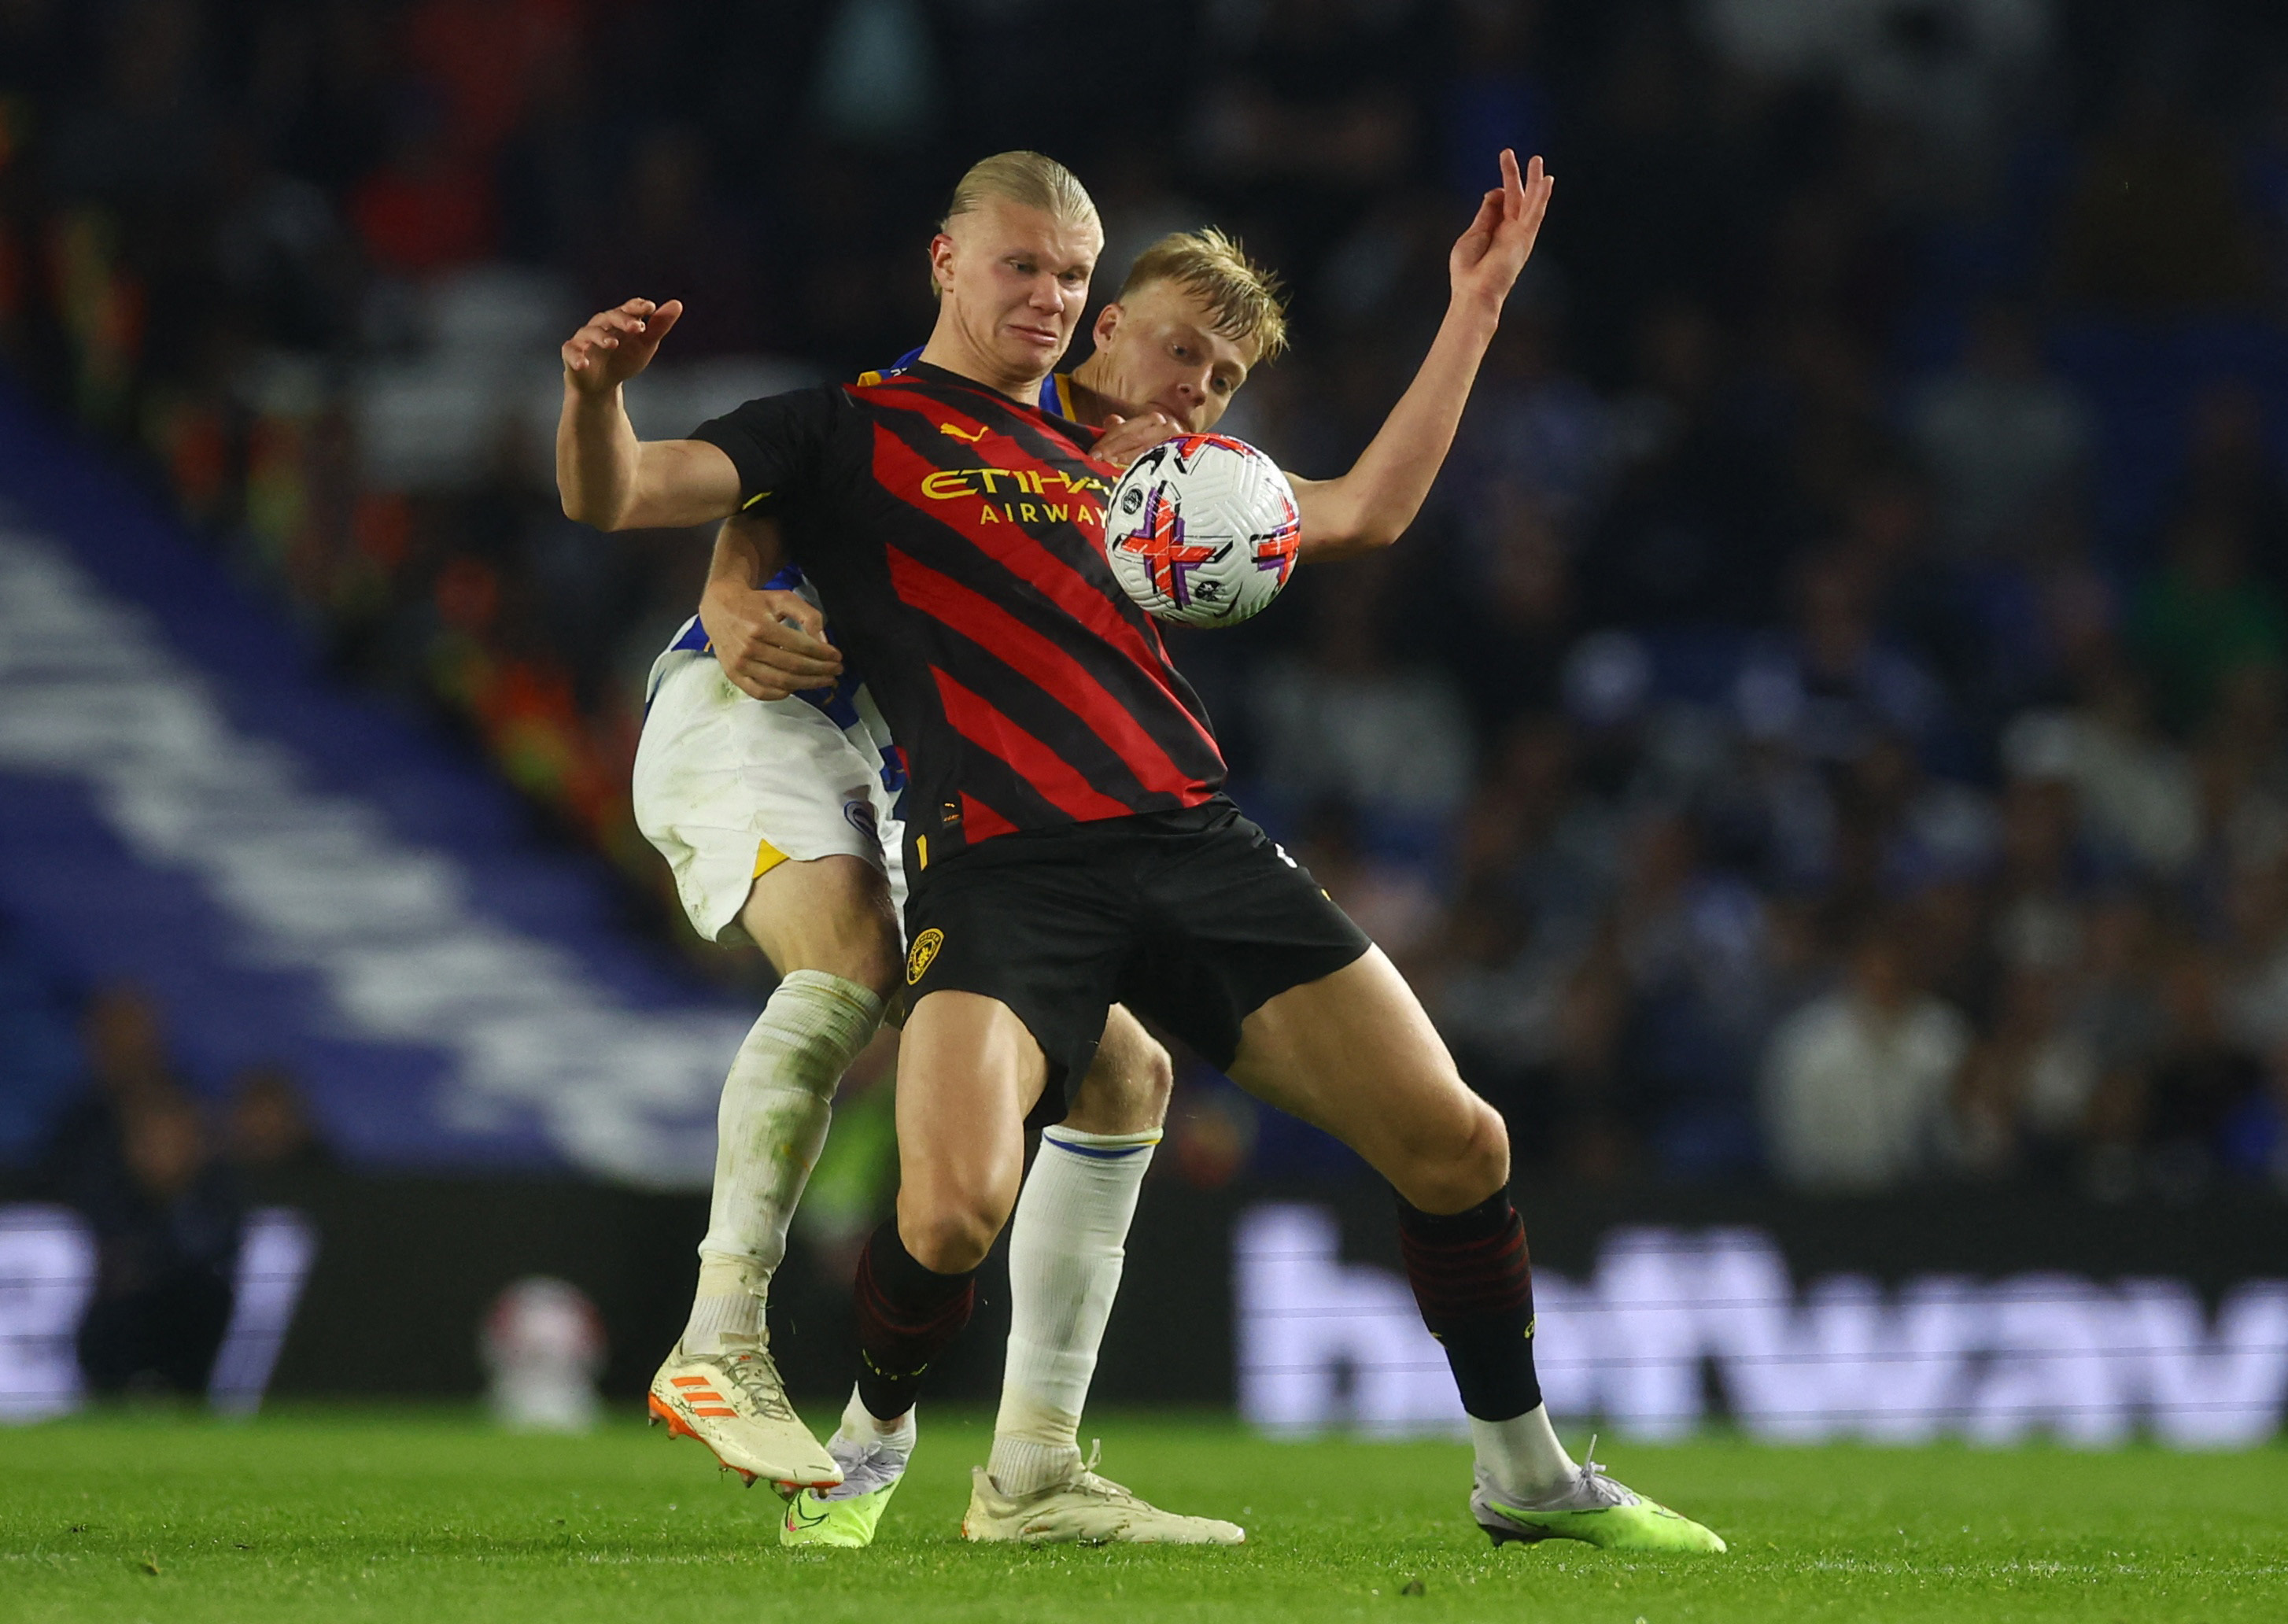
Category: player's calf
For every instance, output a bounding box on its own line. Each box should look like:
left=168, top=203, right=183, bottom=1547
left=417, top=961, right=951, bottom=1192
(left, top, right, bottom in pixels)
left=853, top=1216, right=980, bottom=1422
left=1230, top=952, right=1724, bottom=1550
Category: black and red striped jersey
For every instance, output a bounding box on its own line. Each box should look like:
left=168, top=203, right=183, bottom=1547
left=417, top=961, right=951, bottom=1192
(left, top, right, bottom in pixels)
left=691, top=361, right=1225, bottom=873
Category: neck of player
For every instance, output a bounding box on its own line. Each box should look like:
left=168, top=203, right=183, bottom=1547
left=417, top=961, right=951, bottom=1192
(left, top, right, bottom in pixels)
left=1061, top=360, right=1125, bottom=430
left=917, top=324, right=1053, bottom=409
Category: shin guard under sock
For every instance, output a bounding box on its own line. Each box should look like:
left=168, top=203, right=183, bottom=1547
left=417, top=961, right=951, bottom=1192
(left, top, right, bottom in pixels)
left=1395, top=1189, right=1543, bottom=1422
left=853, top=1218, right=976, bottom=1420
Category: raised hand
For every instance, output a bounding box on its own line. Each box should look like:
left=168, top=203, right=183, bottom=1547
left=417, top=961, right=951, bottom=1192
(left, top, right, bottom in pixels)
left=562, top=297, right=685, bottom=394
left=1448, top=151, right=1554, bottom=313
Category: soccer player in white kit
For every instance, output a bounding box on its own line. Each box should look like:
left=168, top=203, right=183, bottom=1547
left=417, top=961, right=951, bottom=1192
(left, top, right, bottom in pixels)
left=578, top=149, right=1565, bottom=1545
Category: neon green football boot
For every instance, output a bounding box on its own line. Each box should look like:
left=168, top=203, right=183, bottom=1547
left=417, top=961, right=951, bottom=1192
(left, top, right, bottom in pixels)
left=780, top=1390, right=913, bottom=1550
left=781, top=1477, right=901, bottom=1548
left=1471, top=1445, right=1726, bottom=1554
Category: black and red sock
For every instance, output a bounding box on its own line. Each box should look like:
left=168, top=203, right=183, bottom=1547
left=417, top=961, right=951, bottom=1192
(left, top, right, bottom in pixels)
left=1395, top=1189, right=1543, bottom=1422
left=853, top=1217, right=977, bottom=1420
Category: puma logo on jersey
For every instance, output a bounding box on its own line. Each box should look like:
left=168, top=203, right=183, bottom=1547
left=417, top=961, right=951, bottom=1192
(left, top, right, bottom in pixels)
left=939, top=422, right=988, bottom=442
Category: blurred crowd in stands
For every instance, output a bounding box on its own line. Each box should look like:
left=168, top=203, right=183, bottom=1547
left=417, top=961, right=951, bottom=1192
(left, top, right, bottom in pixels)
left=7, top=0, right=2288, bottom=1198
left=1, top=909, right=327, bottom=1391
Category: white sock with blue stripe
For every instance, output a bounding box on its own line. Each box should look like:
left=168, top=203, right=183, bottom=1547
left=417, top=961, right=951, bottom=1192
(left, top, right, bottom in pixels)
left=987, top=1124, right=1161, bottom=1496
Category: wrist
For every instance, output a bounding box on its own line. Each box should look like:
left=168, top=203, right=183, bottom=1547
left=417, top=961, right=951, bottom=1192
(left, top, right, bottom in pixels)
left=1443, top=290, right=1503, bottom=341
left=563, top=372, right=623, bottom=406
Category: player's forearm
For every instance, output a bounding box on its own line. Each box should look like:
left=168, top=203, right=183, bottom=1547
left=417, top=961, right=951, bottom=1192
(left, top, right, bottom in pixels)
left=1296, top=295, right=1500, bottom=561
left=556, top=382, right=646, bottom=529
left=707, top=515, right=785, bottom=590
left=559, top=392, right=745, bottom=532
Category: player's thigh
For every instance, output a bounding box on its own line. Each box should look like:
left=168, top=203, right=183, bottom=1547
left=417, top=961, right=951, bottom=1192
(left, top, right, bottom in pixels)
left=902, top=843, right=1129, bottom=1131
left=1227, top=947, right=1508, bottom=1212
left=737, top=854, right=900, bottom=995
left=632, top=655, right=900, bottom=958
left=893, top=990, right=1047, bottom=1270
left=1063, top=1005, right=1173, bottom=1136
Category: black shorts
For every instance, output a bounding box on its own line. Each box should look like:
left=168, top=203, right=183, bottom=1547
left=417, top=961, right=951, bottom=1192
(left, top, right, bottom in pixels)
left=896, top=797, right=1372, bottom=1127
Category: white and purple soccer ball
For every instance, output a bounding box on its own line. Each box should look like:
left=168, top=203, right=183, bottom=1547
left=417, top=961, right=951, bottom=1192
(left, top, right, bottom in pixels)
left=1102, top=433, right=1301, bottom=628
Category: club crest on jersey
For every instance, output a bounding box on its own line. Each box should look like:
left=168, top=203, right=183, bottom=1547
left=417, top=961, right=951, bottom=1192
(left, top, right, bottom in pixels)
left=906, top=928, right=945, bottom=985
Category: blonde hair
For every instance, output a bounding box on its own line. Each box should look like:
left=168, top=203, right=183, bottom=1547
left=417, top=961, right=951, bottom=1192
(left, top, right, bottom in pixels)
left=1116, top=228, right=1289, bottom=363
left=942, top=150, right=1098, bottom=231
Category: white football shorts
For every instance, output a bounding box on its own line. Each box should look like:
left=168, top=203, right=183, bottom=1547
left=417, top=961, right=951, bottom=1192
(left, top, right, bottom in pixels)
left=633, top=619, right=907, bottom=947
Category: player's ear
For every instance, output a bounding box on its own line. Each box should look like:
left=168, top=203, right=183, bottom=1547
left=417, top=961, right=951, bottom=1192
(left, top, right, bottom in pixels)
left=928, top=232, right=958, bottom=291
left=1094, top=302, right=1123, bottom=347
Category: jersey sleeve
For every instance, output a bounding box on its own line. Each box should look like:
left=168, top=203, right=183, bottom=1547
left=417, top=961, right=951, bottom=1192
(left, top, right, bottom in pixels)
left=688, top=386, right=840, bottom=511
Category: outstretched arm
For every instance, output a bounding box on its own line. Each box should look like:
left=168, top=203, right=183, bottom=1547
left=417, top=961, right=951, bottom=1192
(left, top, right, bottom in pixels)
left=556, top=297, right=745, bottom=530
left=1290, top=151, right=1554, bottom=563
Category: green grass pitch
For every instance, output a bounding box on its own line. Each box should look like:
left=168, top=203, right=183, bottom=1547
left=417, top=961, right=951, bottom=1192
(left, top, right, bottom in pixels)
left=3, top=1407, right=2284, bottom=1622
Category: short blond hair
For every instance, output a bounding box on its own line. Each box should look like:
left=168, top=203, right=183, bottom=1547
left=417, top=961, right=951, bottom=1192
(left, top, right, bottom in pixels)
left=942, top=150, right=1098, bottom=231
left=1116, top=228, right=1290, bottom=363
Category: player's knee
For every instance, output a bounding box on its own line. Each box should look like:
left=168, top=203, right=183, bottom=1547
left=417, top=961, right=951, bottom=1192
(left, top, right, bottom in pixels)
left=1105, top=1026, right=1174, bottom=1124
left=1137, top=1032, right=1174, bottom=1114
left=1066, top=1014, right=1174, bottom=1135
left=1393, top=1096, right=1510, bottom=1214
left=899, top=1188, right=1011, bottom=1274
left=842, top=918, right=903, bottom=1001
left=902, top=1207, right=1001, bottom=1275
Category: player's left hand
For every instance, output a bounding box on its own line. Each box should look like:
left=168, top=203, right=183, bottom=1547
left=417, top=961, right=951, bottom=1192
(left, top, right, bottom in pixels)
left=700, top=579, right=845, bottom=703
left=1094, top=410, right=1178, bottom=470
left=1448, top=150, right=1554, bottom=313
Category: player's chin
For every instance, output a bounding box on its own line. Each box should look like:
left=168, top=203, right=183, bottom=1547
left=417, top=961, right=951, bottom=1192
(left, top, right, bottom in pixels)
left=1002, top=326, right=1063, bottom=361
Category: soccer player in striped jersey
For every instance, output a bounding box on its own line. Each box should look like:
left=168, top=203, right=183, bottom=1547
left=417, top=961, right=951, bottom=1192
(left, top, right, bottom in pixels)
left=626, top=216, right=1429, bottom=1541
left=561, top=148, right=1722, bottom=1557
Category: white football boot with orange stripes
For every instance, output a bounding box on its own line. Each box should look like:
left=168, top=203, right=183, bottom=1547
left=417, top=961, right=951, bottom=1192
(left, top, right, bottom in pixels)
left=647, top=1339, right=841, bottom=1493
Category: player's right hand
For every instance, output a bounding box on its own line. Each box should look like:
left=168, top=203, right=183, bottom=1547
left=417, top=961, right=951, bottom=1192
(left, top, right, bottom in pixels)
left=701, top=580, right=845, bottom=703
left=562, top=297, right=685, bottom=393
left=1094, top=410, right=1178, bottom=470
left=1448, top=150, right=1552, bottom=315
